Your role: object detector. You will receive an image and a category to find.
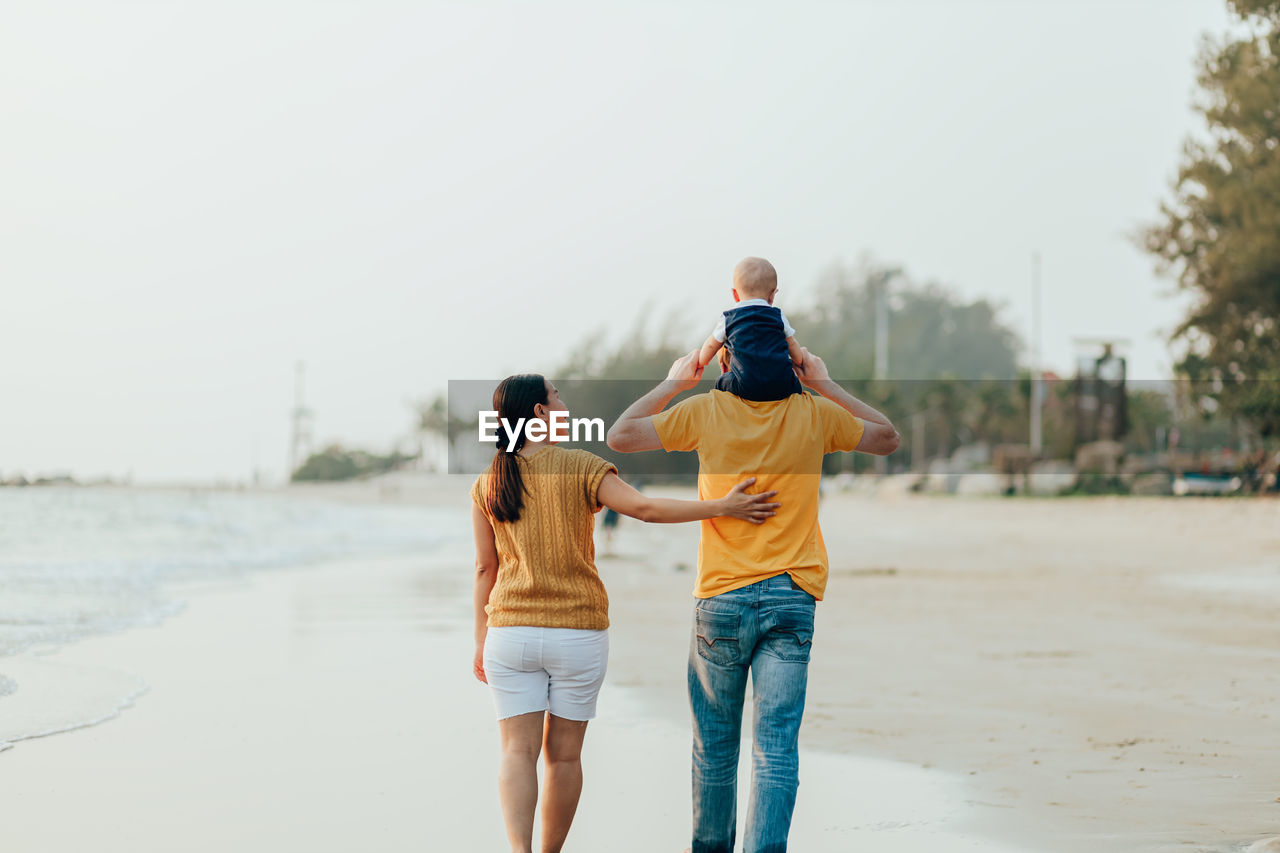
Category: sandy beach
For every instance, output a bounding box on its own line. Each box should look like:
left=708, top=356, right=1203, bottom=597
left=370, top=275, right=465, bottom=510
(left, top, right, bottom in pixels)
left=1, top=478, right=1278, bottom=852
left=607, top=488, right=1280, bottom=852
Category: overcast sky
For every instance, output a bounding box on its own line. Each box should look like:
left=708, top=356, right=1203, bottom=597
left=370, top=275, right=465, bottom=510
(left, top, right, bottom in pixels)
left=2, top=1, right=1233, bottom=484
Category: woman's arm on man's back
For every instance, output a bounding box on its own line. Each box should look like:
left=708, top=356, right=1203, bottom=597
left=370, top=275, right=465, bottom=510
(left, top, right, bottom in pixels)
left=596, top=472, right=779, bottom=524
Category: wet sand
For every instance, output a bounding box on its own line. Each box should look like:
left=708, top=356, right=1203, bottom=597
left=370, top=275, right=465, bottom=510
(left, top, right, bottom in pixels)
left=1, top=479, right=1278, bottom=851
left=0, top=523, right=1025, bottom=852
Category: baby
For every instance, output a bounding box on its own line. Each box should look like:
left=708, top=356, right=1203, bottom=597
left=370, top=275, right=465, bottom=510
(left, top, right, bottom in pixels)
left=697, top=257, right=805, bottom=402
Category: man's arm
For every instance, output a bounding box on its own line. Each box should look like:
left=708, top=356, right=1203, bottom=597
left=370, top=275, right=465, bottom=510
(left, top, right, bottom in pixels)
left=794, top=348, right=901, bottom=456
left=606, top=350, right=703, bottom=453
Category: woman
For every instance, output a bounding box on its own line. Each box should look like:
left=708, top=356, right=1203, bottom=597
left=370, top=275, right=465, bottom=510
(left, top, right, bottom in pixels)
left=471, top=374, right=778, bottom=853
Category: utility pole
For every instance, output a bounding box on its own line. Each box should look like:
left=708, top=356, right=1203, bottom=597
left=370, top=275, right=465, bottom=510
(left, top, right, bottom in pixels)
left=874, top=272, right=889, bottom=381
left=874, top=272, right=890, bottom=476
left=1030, top=252, right=1043, bottom=456
left=912, top=411, right=927, bottom=472
left=289, top=361, right=313, bottom=483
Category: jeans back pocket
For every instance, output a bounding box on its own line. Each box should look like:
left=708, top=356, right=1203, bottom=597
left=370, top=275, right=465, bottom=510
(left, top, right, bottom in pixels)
left=694, top=608, right=742, bottom=666
left=766, top=608, right=814, bottom=663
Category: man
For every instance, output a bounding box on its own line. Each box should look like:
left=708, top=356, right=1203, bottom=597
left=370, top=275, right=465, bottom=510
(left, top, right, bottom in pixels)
left=607, top=345, right=899, bottom=853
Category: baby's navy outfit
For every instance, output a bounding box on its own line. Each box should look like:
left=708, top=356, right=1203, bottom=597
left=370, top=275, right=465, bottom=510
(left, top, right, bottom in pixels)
left=714, top=302, right=803, bottom=402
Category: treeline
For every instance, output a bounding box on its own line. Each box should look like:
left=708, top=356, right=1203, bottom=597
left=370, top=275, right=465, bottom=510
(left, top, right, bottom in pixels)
left=291, top=445, right=414, bottom=482
left=533, top=262, right=1254, bottom=479
left=535, top=262, right=1035, bottom=479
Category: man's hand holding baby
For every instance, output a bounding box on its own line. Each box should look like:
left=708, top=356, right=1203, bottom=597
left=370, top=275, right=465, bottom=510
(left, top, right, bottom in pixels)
left=664, top=350, right=705, bottom=392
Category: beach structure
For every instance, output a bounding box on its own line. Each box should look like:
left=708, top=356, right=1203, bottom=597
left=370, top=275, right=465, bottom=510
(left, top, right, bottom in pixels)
left=288, top=361, right=314, bottom=481
left=1072, top=339, right=1129, bottom=446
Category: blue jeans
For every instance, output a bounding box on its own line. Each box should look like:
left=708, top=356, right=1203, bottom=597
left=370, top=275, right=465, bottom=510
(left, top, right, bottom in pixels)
left=688, top=573, right=815, bottom=853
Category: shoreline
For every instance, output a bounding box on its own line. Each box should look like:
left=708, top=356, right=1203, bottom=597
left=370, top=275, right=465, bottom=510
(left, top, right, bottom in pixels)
left=0, top=658, right=147, bottom=754
left=0, top=538, right=1030, bottom=853
left=0, top=547, right=511, bottom=852
left=1, top=481, right=1277, bottom=851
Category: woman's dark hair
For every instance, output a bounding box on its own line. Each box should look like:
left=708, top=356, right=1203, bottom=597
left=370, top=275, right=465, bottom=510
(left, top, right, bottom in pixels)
left=486, top=374, right=548, bottom=523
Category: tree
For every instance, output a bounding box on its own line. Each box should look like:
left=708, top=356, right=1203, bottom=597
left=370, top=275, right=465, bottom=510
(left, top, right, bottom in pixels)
left=552, top=309, right=704, bottom=482
left=1142, top=0, right=1280, bottom=437
left=413, top=393, right=468, bottom=469
left=546, top=259, right=1025, bottom=478
left=291, top=445, right=411, bottom=482
left=791, top=260, right=1021, bottom=381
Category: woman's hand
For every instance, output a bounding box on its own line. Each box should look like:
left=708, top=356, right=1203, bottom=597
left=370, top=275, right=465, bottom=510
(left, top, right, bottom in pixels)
left=473, top=643, right=487, bottom=683
left=719, top=477, right=780, bottom=524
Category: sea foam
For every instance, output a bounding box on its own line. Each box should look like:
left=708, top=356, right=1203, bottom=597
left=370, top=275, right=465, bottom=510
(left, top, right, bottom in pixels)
left=0, top=486, right=446, bottom=750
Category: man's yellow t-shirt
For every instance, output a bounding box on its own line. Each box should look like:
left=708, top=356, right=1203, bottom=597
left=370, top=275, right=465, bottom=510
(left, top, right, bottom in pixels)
left=651, top=389, right=864, bottom=601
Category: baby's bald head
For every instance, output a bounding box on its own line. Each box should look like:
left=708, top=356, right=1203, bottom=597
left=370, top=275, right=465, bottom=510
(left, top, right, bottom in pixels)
left=733, top=257, right=778, bottom=301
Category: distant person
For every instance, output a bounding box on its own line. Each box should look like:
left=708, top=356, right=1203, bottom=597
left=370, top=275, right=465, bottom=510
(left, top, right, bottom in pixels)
left=470, top=374, right=779, bottom=853
left=697, top=257, right=805, bottom=402
left=600, top=477, right=642, bottom=555
left=599, top=504, right=621, bottom=555
left=608, top=347, right=900, bottom=853
left=1243, top=450, right=1264, bottom=493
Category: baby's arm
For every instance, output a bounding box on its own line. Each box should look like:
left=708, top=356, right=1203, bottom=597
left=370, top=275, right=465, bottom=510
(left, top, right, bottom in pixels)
left=786, top=335, right=804, bottom=367
left=698, top=334, right=724, bottom=369
left=779, top=310, right=803, bottom=366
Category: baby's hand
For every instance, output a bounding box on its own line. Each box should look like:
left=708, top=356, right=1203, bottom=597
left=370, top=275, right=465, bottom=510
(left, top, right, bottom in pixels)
left=717, top=347, right=732, bottom=374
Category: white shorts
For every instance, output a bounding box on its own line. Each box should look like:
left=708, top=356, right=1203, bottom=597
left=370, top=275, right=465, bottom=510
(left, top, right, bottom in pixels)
left=483, top=626, right=609, bottom=721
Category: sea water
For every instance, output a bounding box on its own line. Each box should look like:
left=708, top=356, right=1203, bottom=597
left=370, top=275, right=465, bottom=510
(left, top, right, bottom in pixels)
left=0, top=485, right=446, bottom=749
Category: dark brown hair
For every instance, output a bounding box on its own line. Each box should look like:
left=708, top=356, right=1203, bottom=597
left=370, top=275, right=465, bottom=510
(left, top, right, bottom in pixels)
left=486, top=374, right=548, bottom=523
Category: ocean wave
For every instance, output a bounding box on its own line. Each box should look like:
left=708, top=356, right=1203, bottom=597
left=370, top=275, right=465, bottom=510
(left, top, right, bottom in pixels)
left=0, top=486, right=457, bottom=752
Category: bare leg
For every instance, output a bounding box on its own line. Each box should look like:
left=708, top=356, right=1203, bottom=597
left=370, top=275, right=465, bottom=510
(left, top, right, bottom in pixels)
left=497, top=711, right=545, bottom=853
left=540, top=714, right=589, bottom=853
